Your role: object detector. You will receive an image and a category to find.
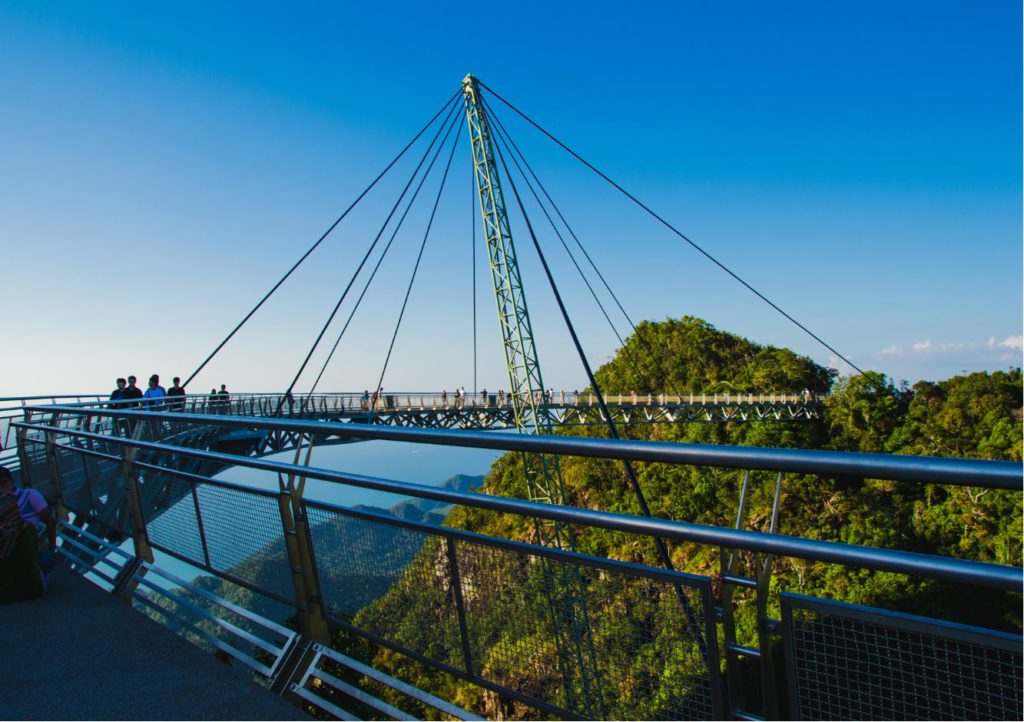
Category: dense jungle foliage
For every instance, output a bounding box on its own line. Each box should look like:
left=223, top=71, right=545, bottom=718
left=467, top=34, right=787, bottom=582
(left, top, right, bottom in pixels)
left=332, top=317, right=1023, bottom=718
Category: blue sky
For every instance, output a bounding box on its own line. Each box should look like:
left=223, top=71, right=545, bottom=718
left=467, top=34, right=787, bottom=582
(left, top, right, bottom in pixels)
left=1, top=1, right=1020, bottom=396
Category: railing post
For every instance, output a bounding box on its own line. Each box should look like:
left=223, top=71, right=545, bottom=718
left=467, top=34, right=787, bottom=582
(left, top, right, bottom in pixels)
left=15, top=410, right=34, bottom=487
left=121, top=445, right=154, bottom=565
left=445, top=535, right=475, bottom=676
left=277, top=486, right=330, bottom=644
left=43, top=412, right=69, bottom=516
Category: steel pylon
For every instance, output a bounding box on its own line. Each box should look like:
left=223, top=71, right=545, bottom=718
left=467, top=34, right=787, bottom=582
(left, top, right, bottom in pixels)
left=462, top=73, right=605, bottom=717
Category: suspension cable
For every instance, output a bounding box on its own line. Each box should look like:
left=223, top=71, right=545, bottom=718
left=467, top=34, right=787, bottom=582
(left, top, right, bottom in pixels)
left=304, top=110, right=465, bottom=398
left=276, top=103, right=462, bottom=414
left=485, top=103, right=666, bottom=396
left=479, top=80, right=866, bottom=378
left=183, top=90, right=461, bottom=390
left=471, top=162, right=478, bottom=394
left=484, top=97, right=686, bottom=398
left=371, top=121, right=464, bottom=416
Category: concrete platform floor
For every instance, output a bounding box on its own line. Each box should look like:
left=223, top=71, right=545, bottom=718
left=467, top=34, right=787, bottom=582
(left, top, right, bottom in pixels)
left=0, top=567, right=306, bottom=720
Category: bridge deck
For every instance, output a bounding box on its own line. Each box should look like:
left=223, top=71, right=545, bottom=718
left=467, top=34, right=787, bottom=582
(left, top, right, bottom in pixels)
left=0, top=567, right=304, bottom=720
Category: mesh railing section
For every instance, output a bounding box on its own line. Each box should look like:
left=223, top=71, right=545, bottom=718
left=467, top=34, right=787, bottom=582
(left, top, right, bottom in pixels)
left=302, top=501, right=722, bottom=719
left=782, top=592, right=1024, bottom=720
left=453, top=537, right=719, bottom=720
left=141, top=469, right=208, bottom=567
left=17, top=437, right=54, bottom=498
left=193, top=482, right=294, bottom=606
left=304, top=503, right=464, bottom=669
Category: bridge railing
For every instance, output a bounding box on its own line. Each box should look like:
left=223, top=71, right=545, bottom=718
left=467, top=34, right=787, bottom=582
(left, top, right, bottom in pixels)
left=11, top=405, right=1022, bottom=720
left=1, top=389, right=824, bottom=467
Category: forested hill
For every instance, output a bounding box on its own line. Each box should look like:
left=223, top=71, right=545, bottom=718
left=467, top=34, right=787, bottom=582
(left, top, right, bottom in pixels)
left=593, top=315, right=835, bottom=394
left=447, top=315, right=1022, bottom=612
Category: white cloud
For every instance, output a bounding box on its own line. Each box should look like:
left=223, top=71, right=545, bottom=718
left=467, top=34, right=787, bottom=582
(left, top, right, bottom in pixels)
left=878, top=336, right=1019, bottom=359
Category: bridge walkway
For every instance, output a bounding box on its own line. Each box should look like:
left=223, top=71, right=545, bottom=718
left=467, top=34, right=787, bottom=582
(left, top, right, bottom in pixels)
left=0, top=567, right=304, bottom=720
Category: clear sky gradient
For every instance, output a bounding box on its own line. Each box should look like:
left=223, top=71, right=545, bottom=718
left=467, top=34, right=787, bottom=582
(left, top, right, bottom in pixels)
left=1, top=1, right=1020, bottom=397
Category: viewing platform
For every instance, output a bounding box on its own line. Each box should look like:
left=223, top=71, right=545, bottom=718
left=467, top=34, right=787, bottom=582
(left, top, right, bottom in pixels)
left=2, top=395, right=1020, bottom=720
left=0, top=567, right=301, bottom=720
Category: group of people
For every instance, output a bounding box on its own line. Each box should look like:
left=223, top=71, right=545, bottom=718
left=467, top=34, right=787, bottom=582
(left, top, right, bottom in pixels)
left=108, top=375, right=230, bottom=411
left=439, top=388, right=575, bottom=409
left=0, top=466, right=57, bottom=602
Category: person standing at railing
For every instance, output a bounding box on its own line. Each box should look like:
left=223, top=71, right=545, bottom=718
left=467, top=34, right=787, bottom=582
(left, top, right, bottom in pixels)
left=124, top=375, right=143, bottom=408
left=143, top=374, right=166, bottom=409
left=167, top=376, right=186, bottom=411
left=441, top=389, right=447, bottom=408
left=108, top=378, right=128, bottom=409
left=216, top=384, right=230, bottom=411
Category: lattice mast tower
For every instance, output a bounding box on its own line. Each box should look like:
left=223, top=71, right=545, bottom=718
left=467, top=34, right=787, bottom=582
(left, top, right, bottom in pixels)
left=462, top=74, right=570, bottom=526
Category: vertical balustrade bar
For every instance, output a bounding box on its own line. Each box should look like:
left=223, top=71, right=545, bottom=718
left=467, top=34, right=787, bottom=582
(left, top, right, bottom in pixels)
left=192, top=484, right=212, bottom=569
left=16, top=410, right=34, bottom=487
left=278, top=486, right=331, bottom=643
left=121, top=445, right=154, bottom=565
left=445, top=535, right=475, bottom=677
left=44, top=412, right=66, bottom=510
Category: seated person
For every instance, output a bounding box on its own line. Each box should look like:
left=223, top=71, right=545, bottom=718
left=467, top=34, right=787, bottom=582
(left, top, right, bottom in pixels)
left=0, top=467, right=44, bottom=602
left=1, top=466, right=56, bottom=573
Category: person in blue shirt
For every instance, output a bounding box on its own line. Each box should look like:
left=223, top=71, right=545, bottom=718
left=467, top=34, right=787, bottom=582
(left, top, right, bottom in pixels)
left=143, top=374, right=167, bottom=409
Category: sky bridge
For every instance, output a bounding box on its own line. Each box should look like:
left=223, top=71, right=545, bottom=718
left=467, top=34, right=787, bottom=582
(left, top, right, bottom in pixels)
left=3, top=68, right=1022, bottom=722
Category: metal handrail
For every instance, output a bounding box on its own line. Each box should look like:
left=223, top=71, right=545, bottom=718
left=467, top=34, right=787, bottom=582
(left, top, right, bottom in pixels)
left=17, top=417, right=1023, bottom=591
left=25, top=405, right=1021, bottom=489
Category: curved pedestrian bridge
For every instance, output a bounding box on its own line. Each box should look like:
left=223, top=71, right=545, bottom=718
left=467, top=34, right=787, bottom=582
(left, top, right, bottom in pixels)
left=2, top=396, right=1021, bottom=720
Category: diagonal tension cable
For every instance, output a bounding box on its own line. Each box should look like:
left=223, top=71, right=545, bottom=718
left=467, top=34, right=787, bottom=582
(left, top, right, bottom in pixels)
left=479, top=79, right=866, bottom=378
left=304, top=109, right=466, bottom=399
left=183, top=89, right=461, bottom=390
left=276, top=103, right=463, bottom=414
left=371, top=121, right=464, bottom=416
left=486, top=101, right=668, bottom=398
left=484, top=97, right=687, bottom=399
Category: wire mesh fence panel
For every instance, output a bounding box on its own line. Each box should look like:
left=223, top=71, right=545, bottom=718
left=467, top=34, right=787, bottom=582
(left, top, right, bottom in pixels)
left=141, top=469, right=206, bottom=566
left=194, top=483, right=295, bottom=605
left=453, top=540, right=573, bottom=709
left=304, top=505, right=464, bottom=670
left=452, top=539, right=719, bottom=720
left=18, top=438, right=55, bottom=499
left=782, top=592, right=1024, bottom=721
left=54, top=442, right=93, bottom=516
left=584, top=568, right=719, bottom=720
